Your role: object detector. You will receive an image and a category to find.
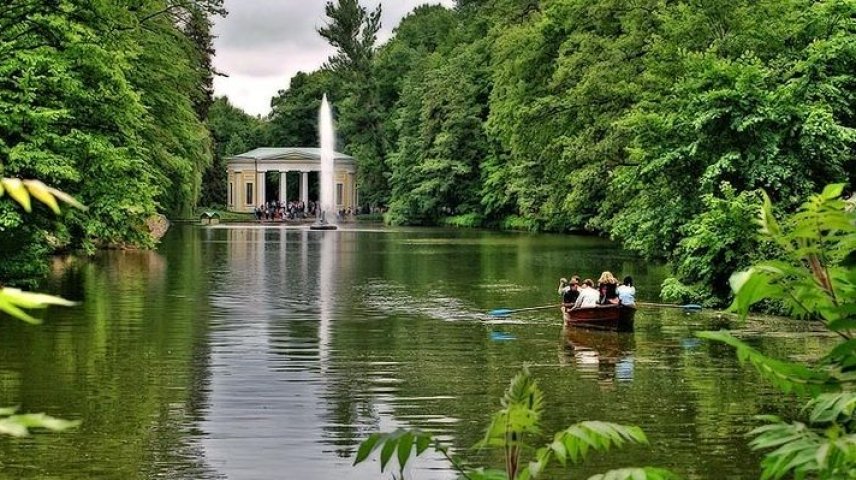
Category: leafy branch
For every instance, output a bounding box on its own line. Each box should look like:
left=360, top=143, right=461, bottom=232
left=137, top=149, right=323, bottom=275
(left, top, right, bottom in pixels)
left=0, top=178, right=87, bottom=214
left=0, top=407, right=80, bottom=437
left=353, top=368, right=676, bottom=480
left=699, top=184, right=856, bottom=479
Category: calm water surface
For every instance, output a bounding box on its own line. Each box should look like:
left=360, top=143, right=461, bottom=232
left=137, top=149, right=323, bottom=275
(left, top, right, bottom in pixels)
left=0, top=226, right=834, bottom=479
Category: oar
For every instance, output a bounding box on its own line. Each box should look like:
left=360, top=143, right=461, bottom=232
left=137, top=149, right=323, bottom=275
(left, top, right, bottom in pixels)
left=488, top=304, right=560, bottom=316
left=637, top=302, right=702, bottom=311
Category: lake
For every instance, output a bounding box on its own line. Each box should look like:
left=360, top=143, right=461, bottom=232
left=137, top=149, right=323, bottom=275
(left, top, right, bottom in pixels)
left=0, top=225, right=832, bottom=479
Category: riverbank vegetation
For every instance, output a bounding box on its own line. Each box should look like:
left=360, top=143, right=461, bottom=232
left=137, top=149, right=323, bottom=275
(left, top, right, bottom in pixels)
left=0, top=1, right=223, bottom=281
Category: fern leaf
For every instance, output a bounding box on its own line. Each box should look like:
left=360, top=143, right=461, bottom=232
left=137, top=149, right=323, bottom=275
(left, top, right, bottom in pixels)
left=550, top=421, right=648, bottom=465
left=805, top=393, right=856, bottom=424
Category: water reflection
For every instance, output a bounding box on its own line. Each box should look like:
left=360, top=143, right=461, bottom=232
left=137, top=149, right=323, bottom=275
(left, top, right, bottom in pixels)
left=0, top=226, right=841, bottom=480
left=561, top=328, right=635, bottom=384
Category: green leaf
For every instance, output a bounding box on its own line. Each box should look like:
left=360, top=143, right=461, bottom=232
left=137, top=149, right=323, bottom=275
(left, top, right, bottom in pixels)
left=758, top=191, right=780, bottom=237
left=22, top=180, right=61, bottom=214
left=1, top=178, right=31, bottom=212
left=416, top=433, right=430, bottom=455
left=354, top=432, right=381, bottom=465
left=380, top=435, right=398, bottom=472
left=820, top=184, right=846, bottom=201
left=0, top=288, right=79, bottom=325
left=0, top=413, right=80, bottom=437
left=397, top=431, right=414, bottom=473
left=0, top=288, right=78, bottom=309
left=729, top=268, right=781, bottom=317
left=0, top=297, right=42, bottom=325
left=805, top=393, right=856, bottom=424
left=551, top=421, right=649, bottom=465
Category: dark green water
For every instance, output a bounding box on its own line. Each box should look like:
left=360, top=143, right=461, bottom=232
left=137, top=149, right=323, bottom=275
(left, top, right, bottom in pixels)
left=0, top=226, right=834, bottom=479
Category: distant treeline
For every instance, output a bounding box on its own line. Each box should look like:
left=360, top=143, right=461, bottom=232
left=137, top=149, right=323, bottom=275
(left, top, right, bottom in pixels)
left=0, top=1, right=222, bottom=279
left=213, top=0, right=854, bottom=303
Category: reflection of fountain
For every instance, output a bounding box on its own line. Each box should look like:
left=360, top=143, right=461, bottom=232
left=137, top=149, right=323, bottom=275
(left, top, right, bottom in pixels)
left=318, top=231, right=335, bottom=371
left=311, top=93, right=338, bottom=231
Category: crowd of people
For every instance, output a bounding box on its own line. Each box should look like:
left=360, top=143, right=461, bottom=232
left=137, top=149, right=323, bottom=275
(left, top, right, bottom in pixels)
left=253, top=200, right=362, bottom=222
left=558, top=271, right=636, bottom=309
left=254, top=200, right=316, bottom=221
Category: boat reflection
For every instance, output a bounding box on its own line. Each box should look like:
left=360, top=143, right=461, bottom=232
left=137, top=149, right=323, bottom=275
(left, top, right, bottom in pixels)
left=561, top=327, right=635, bottom=384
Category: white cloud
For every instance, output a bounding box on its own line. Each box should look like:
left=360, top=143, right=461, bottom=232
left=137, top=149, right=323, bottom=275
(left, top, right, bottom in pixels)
left=213, top=0, right=456, bottom=116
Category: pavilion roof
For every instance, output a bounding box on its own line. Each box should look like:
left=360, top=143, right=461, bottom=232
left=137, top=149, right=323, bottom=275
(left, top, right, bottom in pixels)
left=228, top=148, right=354, bottom=162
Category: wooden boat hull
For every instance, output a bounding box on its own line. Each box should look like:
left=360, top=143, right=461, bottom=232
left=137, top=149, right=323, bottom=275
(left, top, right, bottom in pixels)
left=562, top=304, right=636, bottom=331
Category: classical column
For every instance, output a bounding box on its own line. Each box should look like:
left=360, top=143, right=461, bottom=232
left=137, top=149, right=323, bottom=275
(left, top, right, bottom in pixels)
left=256, top=171, right=266, bottom=206
left=300, top=171, right=309, bottom=205
left=348, top=173, right=356, bottom=209
left=279, top=171, right=288, bottom=203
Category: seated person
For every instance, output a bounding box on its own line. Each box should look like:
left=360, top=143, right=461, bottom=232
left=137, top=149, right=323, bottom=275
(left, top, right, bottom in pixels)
left=572, top=279, right=599, bottom=309
left=598, top=271, right=619, bottom=304
left=617, top=276, right=636, bottom=306
left=562, top=276, right=580, bottom=305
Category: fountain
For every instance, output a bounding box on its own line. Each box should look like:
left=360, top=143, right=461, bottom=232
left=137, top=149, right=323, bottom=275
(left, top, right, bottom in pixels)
left=310, top=93, right=338, bottom=231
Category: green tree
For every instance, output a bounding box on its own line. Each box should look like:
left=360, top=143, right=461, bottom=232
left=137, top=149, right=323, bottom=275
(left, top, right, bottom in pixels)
left=201, top=97, right=263, bottom=207
left=318, top=0, right=388, bottom=207
left=0, top=0, right=223, bottom=273
left=386, top=42, right=490, bottom=225
left=609, top=0, right=856, bottom=303
left=267, top=70, right=343, bottom=148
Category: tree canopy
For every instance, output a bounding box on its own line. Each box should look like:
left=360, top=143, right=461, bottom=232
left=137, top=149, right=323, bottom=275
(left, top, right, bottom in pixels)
left=261, top=0, right=856, bottom=302
left=0, top=1, right=221, bottom=280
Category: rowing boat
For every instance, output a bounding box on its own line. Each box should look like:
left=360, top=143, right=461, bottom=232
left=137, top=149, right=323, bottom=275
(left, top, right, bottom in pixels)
left=561, top=303, right=636, bottom=331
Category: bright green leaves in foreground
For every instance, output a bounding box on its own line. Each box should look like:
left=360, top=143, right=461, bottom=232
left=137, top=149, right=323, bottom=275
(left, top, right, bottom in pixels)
left=0, top=408, right=79, bottom=437
left=0, top=288, right=78, bottom=325
left=354, top=368, right=674, bottom=479
left=0, top=178, right=86, bottom=214
left=0, top=178, right=83, bottom=323
left=0, top=179, right=81, bottom=436
left=699, top=185, right=856, bottom=479
left=731, top=184, right=856, bottom=325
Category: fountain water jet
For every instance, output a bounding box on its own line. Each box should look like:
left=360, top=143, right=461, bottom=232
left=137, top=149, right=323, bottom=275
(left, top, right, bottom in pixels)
left=310, top=93, right=338, bottom=231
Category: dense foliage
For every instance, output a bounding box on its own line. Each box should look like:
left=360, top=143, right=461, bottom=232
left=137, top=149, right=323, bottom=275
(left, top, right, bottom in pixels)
left=201, top=97, right=264, bottom=208
left=699, top=184, right=856, bottom=478
left=263, top=0, right=856, bottom=303
left=0, top=1, right=221, bottom=281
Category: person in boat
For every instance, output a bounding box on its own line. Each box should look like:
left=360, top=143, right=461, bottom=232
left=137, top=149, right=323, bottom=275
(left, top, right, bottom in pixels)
left=560, top=276, right=581, bottom=305
left=597, top=271, right=619, bottom=304
left=617, top=276, right=636, bottom=307
left=558, top=278, right=569, bottom=295
left=572, top=279, right=599, bottom=309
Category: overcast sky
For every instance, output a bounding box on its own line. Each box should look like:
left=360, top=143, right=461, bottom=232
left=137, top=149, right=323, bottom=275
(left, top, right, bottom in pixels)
left=212, top=0, right=456, bottom=116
